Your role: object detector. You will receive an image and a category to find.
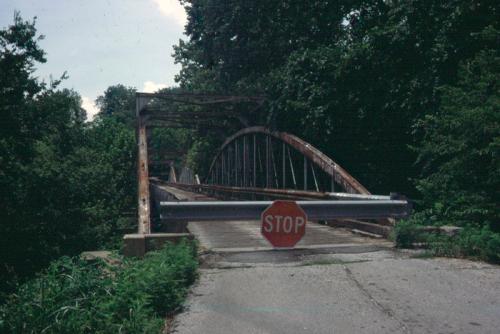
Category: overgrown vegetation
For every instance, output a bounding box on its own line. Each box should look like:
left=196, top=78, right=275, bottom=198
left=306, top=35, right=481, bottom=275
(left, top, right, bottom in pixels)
left=393, top=46, right=500, bottom=263
left=0, top=14, right=137, bottom=297
left=173, top=0, right=499, bottom=262
left=0, top=241, right=198, bottom=333
left=1, top=0, right=499, bottom=312
left=394, top=221, right=500, bottom=263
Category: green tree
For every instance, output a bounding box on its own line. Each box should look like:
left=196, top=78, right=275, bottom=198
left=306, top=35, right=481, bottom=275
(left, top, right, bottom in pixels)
left=0, top=14, right=138, bottom=297
left=414, top=46, right=499, bottom=230
left=95, top=84, right=137, bottom=126
left=174, top=0, right=499, bottom=196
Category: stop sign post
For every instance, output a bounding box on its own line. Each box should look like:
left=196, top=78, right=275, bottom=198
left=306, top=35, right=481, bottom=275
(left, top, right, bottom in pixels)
left=261, top=200, right=307, bottom=248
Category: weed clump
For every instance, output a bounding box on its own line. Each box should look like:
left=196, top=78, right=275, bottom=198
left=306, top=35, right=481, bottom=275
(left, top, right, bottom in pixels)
left=0, top=241, right=197, bottom=333
left=394, top=220, right=500, bottom=264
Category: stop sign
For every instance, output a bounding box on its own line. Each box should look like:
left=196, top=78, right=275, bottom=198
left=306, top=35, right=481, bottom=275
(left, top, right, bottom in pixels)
left=261, top=200, right=307, bottom=248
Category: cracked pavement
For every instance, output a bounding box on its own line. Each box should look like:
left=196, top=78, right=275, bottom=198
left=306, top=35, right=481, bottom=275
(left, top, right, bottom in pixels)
left=170, top=221, right=500, bottom=334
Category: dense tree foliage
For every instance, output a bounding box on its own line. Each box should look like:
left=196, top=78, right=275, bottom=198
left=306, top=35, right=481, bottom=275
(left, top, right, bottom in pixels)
left=175, top=0, right=499, bottom=235
left=1, top=0, right=499, bottom=302
left=95, top=84, right=137, bottom=126
left=414, top=48, right=499, bottom=230
left=175, top=0, right=498, bottom=194
left=0, top=14, right=137, bottom=296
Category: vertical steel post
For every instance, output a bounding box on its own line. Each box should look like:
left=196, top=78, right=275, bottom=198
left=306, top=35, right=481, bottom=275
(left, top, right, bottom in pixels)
left=282, top=142, right=286, bottom=189
left=303, top=156, right=308, bottom=190
left=233, top=140, right=238, bottom=187
left=225, top=152, right=228, bottom=185
left=243, top=136, right=247, bottom=187
left=288, top=147, right=297, bottom=188
left=216, top=159, right=219, bottom=184
left=169, top=165, right=177, bottom=183
left=137, top=96, right=150, bottom=234
left=235, top=140, right=238, bottom=187
left=222, top=152, right=225, bottom=185
left=231, top=146, right=238, bottom=186
left=331, top=173, right=335, bottom=192
left=226, top=151, right=229, bottom=185
left=253, top=134, right=256, bottom=187
left=228, top=149, right=231, bottom=185
left=270, top=140, right=279, bottom=188
left=311, top=164, right=319, bottom=192
left=266, top=136, right=271, bottom=188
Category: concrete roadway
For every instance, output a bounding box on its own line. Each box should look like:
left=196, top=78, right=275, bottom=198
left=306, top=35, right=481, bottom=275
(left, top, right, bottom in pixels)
left=170, top=220, right=500, bottom=334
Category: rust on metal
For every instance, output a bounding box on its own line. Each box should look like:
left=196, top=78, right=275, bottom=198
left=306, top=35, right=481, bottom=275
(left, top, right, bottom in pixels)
left=155, top=181, right=396, bottom=228
left=205, top=126, right=370, bottom=195
left=136, top=92, right=265, bottom=106
left=135, top=92, right=265, bottom=233
left=137, top=116, right=151, bottom=234
left=165, top=182, right=348, bottom=201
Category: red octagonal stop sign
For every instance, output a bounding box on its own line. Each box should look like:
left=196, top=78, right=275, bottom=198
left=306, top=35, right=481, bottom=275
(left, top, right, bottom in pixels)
left=261, top=200, right=307, bottom=248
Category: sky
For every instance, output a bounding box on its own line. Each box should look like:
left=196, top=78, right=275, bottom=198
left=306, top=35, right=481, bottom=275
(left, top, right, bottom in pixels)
left=0, top=0, right=187, bottom=120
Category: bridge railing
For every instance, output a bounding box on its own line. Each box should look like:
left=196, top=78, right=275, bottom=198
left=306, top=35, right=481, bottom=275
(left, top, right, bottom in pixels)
left=155, top=180, right=411, bottom=236
left=162, top=182, right=395, bottom=201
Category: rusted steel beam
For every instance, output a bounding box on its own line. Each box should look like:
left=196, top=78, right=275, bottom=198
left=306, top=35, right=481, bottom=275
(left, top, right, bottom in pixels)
left=136, top=92, right=265, bottom=106
left=141, top=110, right=236, bottom=118
left=135, top=93, right=266, bottom=234
left=137, top=116, right=151, bottom=234
left=205, top=126, right=370, bottom=195
left=165, top=182, right=335, bottom=200
left=145, top=122, right=227, bottom=129
left=145, top=117, right=226, bottom=123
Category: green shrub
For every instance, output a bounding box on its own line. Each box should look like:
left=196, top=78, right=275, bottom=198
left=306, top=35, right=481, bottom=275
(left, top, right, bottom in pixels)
left=393, top=219, right=427, bottom=248
left=0, top=241, right=198, bottom=333
left=105, top=241, right=198, bottom=321
left=394, top=220, right=500, bottom=264
left=428, top=226, right=500, bottom=263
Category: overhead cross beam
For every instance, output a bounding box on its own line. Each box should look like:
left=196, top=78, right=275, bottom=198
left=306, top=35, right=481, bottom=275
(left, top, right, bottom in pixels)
left=136, top=92, right=265, bottom=106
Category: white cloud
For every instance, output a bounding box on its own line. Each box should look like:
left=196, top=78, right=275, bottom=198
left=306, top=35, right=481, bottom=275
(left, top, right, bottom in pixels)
left=152, top=0, right=187, bottom=26
left=81, top=96, right=99, bottom=121
left=143, top=80, right=168, bottom=93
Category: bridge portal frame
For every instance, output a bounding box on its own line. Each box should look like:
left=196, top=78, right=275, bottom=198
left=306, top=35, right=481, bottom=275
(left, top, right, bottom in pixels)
left=135, top=92, right=265, bottom=234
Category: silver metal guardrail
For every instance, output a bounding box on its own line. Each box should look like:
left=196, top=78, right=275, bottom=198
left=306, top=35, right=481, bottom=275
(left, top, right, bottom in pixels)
left=160, top=200, right=411, bottom=222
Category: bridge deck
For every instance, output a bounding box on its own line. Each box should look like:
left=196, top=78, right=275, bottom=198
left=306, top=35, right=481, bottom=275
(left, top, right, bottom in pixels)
left=152, top=181, right=392, bottom=251
left=188, top=220, right=391, bottom=251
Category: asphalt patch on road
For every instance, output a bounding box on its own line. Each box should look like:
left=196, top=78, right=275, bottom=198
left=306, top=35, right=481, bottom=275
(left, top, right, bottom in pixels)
left=200, top=244, right=389, bottom=268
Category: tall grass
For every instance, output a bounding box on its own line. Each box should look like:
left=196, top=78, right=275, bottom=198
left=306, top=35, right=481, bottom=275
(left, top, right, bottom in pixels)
left=0, top=241, right=197, bottom=333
